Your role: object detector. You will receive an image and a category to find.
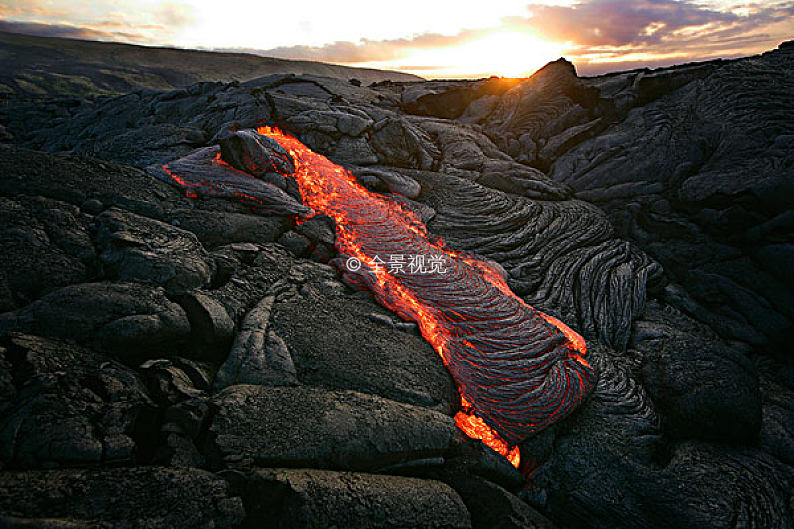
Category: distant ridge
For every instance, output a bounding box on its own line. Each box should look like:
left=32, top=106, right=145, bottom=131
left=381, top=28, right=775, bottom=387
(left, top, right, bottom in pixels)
left=0, top=30, right=423, bottom=99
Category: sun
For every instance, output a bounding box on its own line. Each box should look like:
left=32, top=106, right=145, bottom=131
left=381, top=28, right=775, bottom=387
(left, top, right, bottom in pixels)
left=349, top=30, right=565, bottom=79
left=384, top=30, right=564, bottom=78
left=451, top=31, right=564, bottom=77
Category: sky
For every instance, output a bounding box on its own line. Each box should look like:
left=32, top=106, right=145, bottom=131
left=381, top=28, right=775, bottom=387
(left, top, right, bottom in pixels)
left=0, top=0, right=792, bottom=78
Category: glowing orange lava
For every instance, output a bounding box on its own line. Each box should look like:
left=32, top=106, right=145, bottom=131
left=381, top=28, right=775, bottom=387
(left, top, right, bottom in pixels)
left=246, top=126, right=595, bottom=469
left=156, top=125, right=596, bottom=470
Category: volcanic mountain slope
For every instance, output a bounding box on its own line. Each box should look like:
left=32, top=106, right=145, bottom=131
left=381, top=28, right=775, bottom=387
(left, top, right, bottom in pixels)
left=0, top=30, right=422, bottom=100
left=0, top=42, right=792, bottom=528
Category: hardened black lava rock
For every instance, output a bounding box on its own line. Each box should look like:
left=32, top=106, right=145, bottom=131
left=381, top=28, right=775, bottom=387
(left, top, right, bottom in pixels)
left=218, top=128, right=296, bottom=177
left=0, top=41, right=792, bottom=529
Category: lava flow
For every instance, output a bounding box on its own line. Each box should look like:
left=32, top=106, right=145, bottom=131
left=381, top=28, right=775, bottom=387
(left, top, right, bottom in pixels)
left=155, top=126, right=597, bottom=469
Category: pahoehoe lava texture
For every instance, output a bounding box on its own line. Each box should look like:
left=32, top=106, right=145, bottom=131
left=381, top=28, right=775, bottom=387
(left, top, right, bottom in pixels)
left=155, top=126, right=596, bottom=454
left=2, top=39, right=793, bottom=529
left=149, top=145, right=312, bottom=218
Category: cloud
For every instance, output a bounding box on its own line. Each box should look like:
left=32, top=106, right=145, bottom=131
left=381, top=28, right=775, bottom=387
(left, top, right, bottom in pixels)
left=0, top=1, right=67, bottom=19
left=531, top=0, right=792, bottom=46
left=225, top=0, right=793, bottom=75
left=240, top=31, right=479, bottom=64
left=526, top=0, right=794, bottom=74
left=0, top=0, right=791, bottom=77
left=0, top=19, right=149, bottom=41
left=0, top=0, right=195, bottom=43
left=510, top=0, right=742, bottom=46
left=157, top=1, right=194, bottom=28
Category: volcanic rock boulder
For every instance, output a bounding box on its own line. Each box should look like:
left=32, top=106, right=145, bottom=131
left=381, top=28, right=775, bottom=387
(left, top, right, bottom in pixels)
left=444, top=474, right=554, bottom=529
left=0, top=194, right=95, bottom=311
left=291, top=213, right=337, bottom=261
left=0, top=333, right=156, bottom=469
left=218, top=128, right=296, bottom=176
left=176, top=291, right=236, bottom=349
left=634, top=302, right=762, bottom=442
left=0, top=282, right=191, bottom=360
left=369, top=117, right=438, bottom=169
left=413, top=119, right=510, bottom=173
left=213, top=294, right=298, bottom=389
left=202, top=242, right=294, bottom=322
left=154, top=396, right=211, bottom=467
left=95, top=207, right=213, bottom=295
left=205, top=384, right=457, bottom=471
left=230, top=468, right=472, bottom=529
left=283, top=108, right=374, bottom=138
left=0, top=144, right=165, bottom=207
left=168, top=207, right=292, bottom=248
left=271, top=285, right=457, bottom=411
left=447, top=438, right=525, bottom=491
left=138, top=355, right=215, bottom=408
left=350, top=166, right=422, bottom=198
left=0, top=467, right=244, bottom=528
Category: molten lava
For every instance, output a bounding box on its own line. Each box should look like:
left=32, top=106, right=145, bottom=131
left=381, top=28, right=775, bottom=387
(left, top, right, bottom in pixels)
left=156, top=126, right=596, bottom=469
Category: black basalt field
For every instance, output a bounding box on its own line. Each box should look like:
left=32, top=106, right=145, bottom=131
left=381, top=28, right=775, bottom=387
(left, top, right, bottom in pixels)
left=0, top=38, right=792, bottom=529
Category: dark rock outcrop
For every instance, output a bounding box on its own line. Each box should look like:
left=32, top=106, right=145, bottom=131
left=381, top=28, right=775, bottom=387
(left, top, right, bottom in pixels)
left=635, top=302, right=762, bottom=442
left=205, top=384, right=457, bottom=471
left=218, top=128, right=296, bottom=177
left=96, top=207, right=213, bottom=294
left=228, top=468, right=472, bottom=529
left=0, top=282, right=191, bottom=359
left=271, top=285, right=457, bottom=411
left=213, top=295, right=297, bottom=389
left=0, top=467, right=244, bottom=528
left=0, top=194, right=95, bottom=311
left=549, top=44, right=794, bottom=351
left=0, top=333, right=156, bottom=468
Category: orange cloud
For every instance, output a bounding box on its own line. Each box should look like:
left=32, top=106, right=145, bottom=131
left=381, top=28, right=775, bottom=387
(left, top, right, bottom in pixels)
left=1, top=0, right=791, bottom=77
left=230, top=0, right=793, bottom=76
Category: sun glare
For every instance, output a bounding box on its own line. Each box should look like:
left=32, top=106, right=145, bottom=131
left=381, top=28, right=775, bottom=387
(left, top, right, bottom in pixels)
left=356, top=30, right=564, bottom=79
left=451, top=31, right=564, bottom=77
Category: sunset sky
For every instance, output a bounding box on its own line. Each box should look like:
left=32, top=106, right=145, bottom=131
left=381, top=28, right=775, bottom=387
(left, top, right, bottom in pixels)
left=0, top=0, right=792, bottom=78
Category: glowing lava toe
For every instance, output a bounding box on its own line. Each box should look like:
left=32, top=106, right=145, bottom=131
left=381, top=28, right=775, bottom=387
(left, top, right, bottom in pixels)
left=148, top=145, right=311, bottom=217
